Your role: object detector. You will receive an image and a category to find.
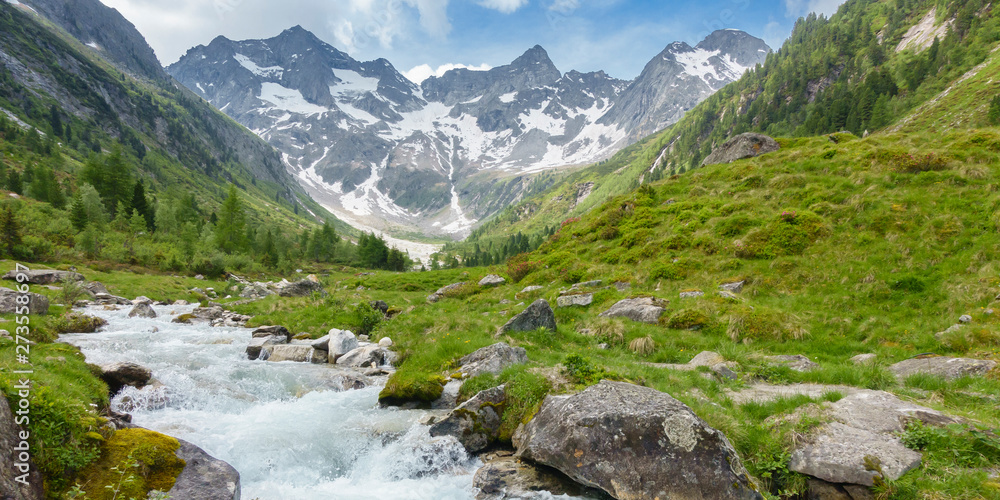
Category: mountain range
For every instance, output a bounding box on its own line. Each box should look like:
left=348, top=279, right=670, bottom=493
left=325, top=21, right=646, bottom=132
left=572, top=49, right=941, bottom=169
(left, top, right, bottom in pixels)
left=167, top=27, right=770, bottom=239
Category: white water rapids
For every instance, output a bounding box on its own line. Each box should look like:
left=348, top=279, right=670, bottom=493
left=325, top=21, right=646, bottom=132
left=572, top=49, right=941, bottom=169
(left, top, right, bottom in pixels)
left=59, top=303, right=582, bottom=500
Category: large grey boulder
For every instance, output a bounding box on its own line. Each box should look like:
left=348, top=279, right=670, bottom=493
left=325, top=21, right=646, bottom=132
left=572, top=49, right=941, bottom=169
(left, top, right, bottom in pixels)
left=2, top=269, right=84, bottom=284
left=514, top=381, right=761, bottom=500
left=246, top=335, right=287, bottom=360
left=598, top=297, right=665, bottom=324
left=702, top=132, right=780, bottom=166
left=428, top=282, right=467, bottom=303
left=457, top=342, right=528, bottom=378
left=429, top=386, right=506, bottom=452
left=276, top=279, right=325, bottom=297
left=100, top=362, right=152, bottom=396
left=168, top=438, right=241, bottom=500
left=336, top=344, right=395, bottom=368
left=251, top=325, right=292, bottom=342
left=82, top=281, right=109, bottom=296
left=555, top=293, right=593, bottom=308
left=0, top=287, right=49, bottom=315
left=888, top=356, right=997, bottom=380
left=789, top=391, right=957, bottom=486
left=239, top=283, right=273, bottom=299
left=127, top=302, right=157, bottom=318
left=1, top=396, right=44, bottom=500
left=327, top=329, right=359, bottom=363
left=479, top=274, right=506, bottom=287
left=496, top=299, right=556, bottom=336
left=263, top=344, right=326, bottom=363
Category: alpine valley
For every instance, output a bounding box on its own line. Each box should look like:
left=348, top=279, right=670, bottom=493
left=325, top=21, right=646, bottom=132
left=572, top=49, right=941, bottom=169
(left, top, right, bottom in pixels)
left=167, top=27, right=770, bottom=239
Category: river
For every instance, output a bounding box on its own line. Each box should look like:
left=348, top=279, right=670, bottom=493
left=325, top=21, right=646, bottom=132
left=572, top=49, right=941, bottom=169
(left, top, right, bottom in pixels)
left=60, top=303, right=541, bottom=500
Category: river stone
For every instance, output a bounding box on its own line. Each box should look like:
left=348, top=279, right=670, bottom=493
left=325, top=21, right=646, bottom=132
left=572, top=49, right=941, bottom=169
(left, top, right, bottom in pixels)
left=428, top=282, right=467, bottom=303
left=83, top=281, right=109, bottom=296
left=432, top=379, right=463, bottom=409
left=2, top=269, right=84, bottom=284
left=789, top=422, right=920, bottom=486
left=0, top=396, right=44, bottom=500
left=788, top=390, right=955, bottom=486
left=100, top=362, right=152, bottom=396
left=496, top=299, right=556, bottom=336
left=132, top=296, right=153, bottom=305
left=598, top=297, right=665, bottom=324
left=336, top=344, right=394, bottom=368
left=429, top=385, right=506, bottom=452
left=0, top=287, right=49, bottom=315
left=555, top=293, right=593, bottom=308
left=473, top=454, right=591, bottom=500
left=127, top=303, right=157, bottom=319
left=702, top=132, right=780, bottom=166
left=276, top=279, right=325, bottom=297
left=513, top=380, right=761, bottom=500
left=264, top=344, right=326, bottom=363
left=168, top=437, right=241, bottom=500
left=246, top=335, right=286, bottom=360
left=458, top=342, right=527, bottom=378
left=327, top=329, right=359, bottom=363
left=479, top=274, right=506, bottom=287
left=888, top=356, right=997, bottom=380
left=720, top=281, right=745, bottom=293
left=252, top=325, right=292, bottom=342
left=766, top=354, right=819, bottom=372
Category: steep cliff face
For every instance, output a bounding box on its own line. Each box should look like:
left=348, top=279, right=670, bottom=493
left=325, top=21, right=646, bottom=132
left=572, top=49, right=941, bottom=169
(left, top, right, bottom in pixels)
left=169, top=27, right=769, bottom=238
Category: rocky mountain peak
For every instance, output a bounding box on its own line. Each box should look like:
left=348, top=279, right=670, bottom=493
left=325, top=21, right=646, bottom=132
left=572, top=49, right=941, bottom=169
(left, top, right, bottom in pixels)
left=696, top=29, right=771, bottom=67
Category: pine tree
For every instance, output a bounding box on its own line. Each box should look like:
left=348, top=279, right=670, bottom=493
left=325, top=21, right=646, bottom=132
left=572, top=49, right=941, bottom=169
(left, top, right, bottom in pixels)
left=70, top=192, right=88, bottom=231
left=988, top=96, right=1000, bottom=126
left=0, top=205, right=22, bottom=259
left=48, top=104, right=63, bottom=138
left=130, top=180, right=155, bottom=232
left=215, top=185, right=248, bottom=253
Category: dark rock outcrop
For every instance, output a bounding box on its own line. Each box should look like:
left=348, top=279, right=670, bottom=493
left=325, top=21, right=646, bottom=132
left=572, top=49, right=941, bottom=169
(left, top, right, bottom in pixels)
left=100, top=362, right=152, bottom=396
left=429, top=385, right=506, bottom=453
left=0, top=287, right=49, bottom=315
left=168, top=438, right=241, bottom=500
left=2, top=269, right=84, bottom=284
left=702, top=132, right=780, bottom=165
left=513, top=380, right=761, bottom=500
left=496, top=300, right=556, bottom=336
left=1, top=396, right=44, bottom=500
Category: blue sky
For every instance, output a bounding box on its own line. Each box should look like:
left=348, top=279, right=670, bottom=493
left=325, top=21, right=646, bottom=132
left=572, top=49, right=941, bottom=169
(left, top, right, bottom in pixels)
left=102, top=0, right=847, bottom=81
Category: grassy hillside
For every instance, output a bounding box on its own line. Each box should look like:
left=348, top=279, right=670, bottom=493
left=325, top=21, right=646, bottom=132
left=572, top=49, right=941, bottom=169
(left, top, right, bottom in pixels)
left=451, top=0, right=1000, bottom=258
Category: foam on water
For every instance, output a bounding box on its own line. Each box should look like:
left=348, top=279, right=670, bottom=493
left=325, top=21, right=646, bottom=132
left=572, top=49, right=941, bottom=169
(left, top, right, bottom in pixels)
left=61, top=304, right=485, bottom=500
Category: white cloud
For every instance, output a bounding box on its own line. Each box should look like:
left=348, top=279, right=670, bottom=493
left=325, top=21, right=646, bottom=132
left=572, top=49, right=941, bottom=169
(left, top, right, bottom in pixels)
left=403, top=62, right=492, bottom=83
left=549, top=0, right=579, bottom=13
left=784, top=0, right=846, bottom=18
left=476, top=0, right=528, bottom=14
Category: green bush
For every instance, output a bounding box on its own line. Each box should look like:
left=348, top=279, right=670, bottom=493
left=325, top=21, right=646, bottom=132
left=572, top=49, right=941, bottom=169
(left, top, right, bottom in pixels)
left=665, top=308, right=711, bottom=329
left=353, top=302, right=383, bottom=336
left=563, top=354, right=619, bottom=386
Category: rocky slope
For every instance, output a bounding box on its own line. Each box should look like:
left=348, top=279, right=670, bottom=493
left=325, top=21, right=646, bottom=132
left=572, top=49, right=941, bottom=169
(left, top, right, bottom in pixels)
left=168, top=27, right=769, bottom=239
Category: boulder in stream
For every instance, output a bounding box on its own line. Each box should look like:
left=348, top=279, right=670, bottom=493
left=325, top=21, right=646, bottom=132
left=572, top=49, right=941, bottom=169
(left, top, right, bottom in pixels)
left=327, top=329, right=359, bottom=363
left=429, top=385, right=506, bottom=452
left=263, top=344, right=327, bottom=364
left=336, top=344, right=395, bottom=368
left=127, top=303, right=157, bottom=319
left=100, top=362, right=152, bottom=396
left=246, top=335, right=287, bottom=360
left=251, top=325, right=292, bottom=342
left=168, top=437, right=241, bottom=500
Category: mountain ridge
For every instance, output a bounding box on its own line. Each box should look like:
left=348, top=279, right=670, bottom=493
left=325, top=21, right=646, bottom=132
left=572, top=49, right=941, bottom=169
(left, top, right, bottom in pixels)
left=168, top=27, right=770, bottom=240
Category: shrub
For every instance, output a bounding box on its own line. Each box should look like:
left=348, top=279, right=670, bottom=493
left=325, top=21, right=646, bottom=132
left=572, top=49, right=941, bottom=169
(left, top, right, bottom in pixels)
left=353, top=302, right=383, bottom=336
left=628, top=336, right=656, bottom=355
left=563, top=354, right=618, bottom=386
left=665, top=309, right=710, bottom=329
left=735, top=210, right=828, bottom=259
left=506, top=253, right=541, bottom=283
left=726, top=305, right=804, bottom=342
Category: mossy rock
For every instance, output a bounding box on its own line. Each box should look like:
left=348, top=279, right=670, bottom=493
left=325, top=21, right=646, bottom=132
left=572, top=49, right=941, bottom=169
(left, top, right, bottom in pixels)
left=172, top=313, right=195, bottom=324
left=664, top=309, right=711, bottom=329
left=53, top=313, right=109, bottom=334
left=378, top=371, right=447, bottom=408
left=74, top=428, right=186, bottom=500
